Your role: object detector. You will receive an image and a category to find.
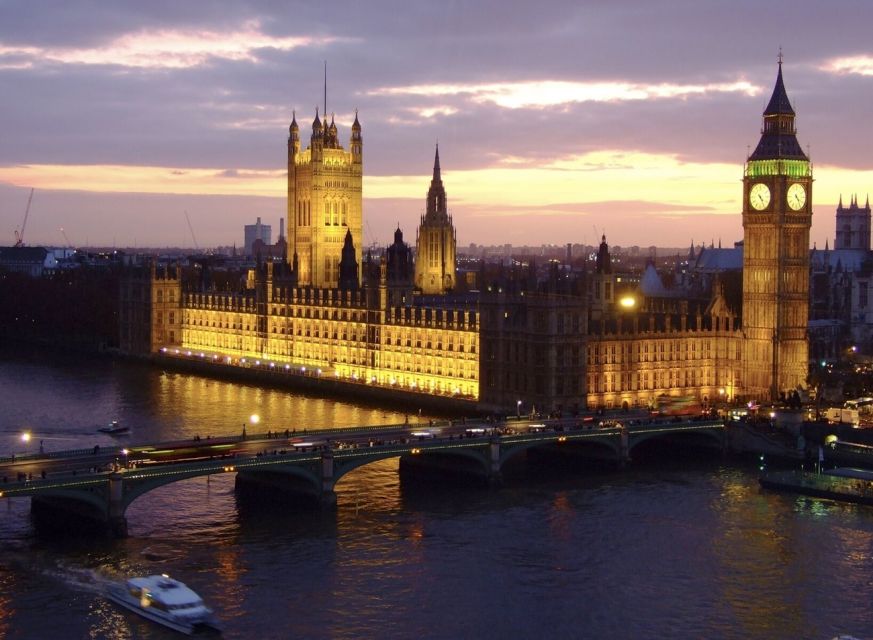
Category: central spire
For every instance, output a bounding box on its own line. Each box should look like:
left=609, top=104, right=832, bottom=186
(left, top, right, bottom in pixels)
left=425, top=144, right=447, bottom=221
left=763, top=56, right=795, bottom=117
left=433, top=143, right=441, bottom=181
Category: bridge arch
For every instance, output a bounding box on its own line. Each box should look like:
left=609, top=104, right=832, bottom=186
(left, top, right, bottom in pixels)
left=628, top=427, right=725, bottom=456
left=499, top=437, right=620, bottom=467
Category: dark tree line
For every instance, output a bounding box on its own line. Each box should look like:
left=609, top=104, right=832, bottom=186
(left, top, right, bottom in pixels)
left=0, top=268, right=120, bottom=351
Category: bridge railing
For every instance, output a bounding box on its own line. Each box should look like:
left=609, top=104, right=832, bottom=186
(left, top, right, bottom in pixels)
left=0, top=417, right=725, bottom=466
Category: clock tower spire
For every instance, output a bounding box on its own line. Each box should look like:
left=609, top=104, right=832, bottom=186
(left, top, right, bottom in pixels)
left=741, top=57, right=812, bottom=401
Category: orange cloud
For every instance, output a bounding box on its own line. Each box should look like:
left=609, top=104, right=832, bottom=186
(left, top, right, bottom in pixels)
left=369, top=79, right=760, bottom=109
left=0, top=164, right=285, bottom=196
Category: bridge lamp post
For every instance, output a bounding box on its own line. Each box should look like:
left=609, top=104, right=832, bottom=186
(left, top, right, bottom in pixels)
left=517, top=400, right=522, bottom=418
left=20, top=432, right=30, bottom=455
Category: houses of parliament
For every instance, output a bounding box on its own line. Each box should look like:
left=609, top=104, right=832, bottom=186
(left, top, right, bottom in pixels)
left=120, top=61, right=812, bottom=413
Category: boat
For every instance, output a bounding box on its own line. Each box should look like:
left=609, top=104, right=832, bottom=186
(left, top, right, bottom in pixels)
left=98, top=421, right=130, bottom=435
left=105, top=574, right=221, bottom=635
left=759, top=467, right=873, bottom=506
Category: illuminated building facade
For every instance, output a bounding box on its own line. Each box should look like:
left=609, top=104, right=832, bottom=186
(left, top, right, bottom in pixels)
left=288, top=109, right=363, bottom=288
left=741, top=59, right=812, bottom=400
left=415, top=146, right=457, bottom=294
left=126, top=262, right=181, bottom=355
left=176, top=259, right=480, bottom=400
left=585, top=286, right=743, bottom=410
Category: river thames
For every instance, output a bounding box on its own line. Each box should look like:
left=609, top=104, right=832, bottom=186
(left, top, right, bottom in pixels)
left=0, top=344, right=871, bottom=639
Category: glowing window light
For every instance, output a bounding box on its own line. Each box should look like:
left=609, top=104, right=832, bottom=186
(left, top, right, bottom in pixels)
left=619, top=296, right=636, bottom=309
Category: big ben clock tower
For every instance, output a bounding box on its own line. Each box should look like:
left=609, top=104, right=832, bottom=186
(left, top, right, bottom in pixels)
left=742, top=56, right=812, bottom=401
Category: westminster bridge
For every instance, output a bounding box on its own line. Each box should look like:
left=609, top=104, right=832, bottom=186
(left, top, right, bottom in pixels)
left=0, top=416, right=726, bottom=537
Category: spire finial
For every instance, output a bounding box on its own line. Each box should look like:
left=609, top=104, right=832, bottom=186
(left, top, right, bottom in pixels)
left=778, top=47, right=783, bottom=66
left=433, top=143, right=441, bottom=178
left=323, top=60, right=327, bottom=118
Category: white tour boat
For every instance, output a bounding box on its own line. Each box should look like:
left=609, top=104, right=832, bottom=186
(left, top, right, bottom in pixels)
left=105, top=574, right=221, bottom=635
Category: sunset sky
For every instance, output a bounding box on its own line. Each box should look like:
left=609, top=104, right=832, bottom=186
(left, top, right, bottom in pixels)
left=2, top=1, right=873, bottom=251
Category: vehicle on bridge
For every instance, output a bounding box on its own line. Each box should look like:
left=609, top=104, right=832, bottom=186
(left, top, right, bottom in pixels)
left=410, top=430, right=436, bottom=439
left=131, top=440, right=239, bottom=466
left=653, top=395, right=703, bottom=417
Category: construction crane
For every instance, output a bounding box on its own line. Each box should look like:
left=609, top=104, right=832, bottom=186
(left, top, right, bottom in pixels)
left=59, top=227, right=74, bottom=250
left=14, top=188, right=34, bottom=247
left=184, top=210, right=199, bottom=250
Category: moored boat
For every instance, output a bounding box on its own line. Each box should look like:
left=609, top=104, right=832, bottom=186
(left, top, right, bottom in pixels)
left=759, top=467, right=873, bottom=506
left=105, top=574, right=221, bottom=635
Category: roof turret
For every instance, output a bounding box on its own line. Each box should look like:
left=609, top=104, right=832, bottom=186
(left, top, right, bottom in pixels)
left=748, top=58, right=807, bottom=162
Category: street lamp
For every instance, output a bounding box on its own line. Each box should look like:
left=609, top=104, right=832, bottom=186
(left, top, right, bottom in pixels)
left=243, top=414, right=259, bottom=439
left=517, top=400, right=522, bottom=418
left=20, top=432, right=30, bottom=455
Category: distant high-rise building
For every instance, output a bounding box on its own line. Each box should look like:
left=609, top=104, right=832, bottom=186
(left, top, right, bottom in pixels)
left=415, top=145, right=457, bottom=294
left=244, top=217, right=271, bottom=257
left=287, top=108, right=363, bottom=288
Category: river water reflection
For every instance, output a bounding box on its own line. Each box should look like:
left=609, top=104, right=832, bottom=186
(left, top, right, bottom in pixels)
left=0, top=345, right=872, bottom=639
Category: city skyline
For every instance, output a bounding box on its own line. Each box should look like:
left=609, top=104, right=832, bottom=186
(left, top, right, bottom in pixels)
left=1, top=2, right=873, bottom=250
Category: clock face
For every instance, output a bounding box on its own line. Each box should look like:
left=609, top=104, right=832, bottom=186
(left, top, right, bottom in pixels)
left=787, top=183, right=806, bottom=211
left=749, top=183, right=771, bottom=211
